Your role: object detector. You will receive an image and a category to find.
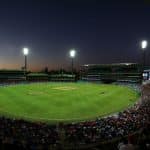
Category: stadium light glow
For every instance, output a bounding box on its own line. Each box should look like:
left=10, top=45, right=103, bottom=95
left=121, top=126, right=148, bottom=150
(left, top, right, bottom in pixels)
left=70, top=49, right=76, bottom=58
left=23, top=48, right=29, bottom=56
left=141, top=40, right=148, bottom=49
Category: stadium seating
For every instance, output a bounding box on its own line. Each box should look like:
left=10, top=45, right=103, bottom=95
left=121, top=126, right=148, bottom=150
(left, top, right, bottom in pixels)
left=80, top=63, right=142, bottom=83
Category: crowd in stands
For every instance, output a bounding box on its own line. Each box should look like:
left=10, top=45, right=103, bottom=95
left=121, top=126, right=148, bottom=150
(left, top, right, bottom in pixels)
left=63, top=100, right=150, bottom=148
left=0, top=118, right=59, bottom=149
left=0, top=84, right=149, bottom=150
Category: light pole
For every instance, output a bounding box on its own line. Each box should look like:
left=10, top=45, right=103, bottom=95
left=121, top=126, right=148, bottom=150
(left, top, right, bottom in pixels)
left=69, top=49, right=76, bottom=76
left=23, top=48, right=29, bottom=80
left=141, top=40, right=148, bottom=82
left=141, top=40, right=148, bottom=67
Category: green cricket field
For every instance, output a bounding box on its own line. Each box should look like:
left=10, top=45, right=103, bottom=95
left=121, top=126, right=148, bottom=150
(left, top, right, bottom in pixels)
left=0, top=82, right=139, bottom=123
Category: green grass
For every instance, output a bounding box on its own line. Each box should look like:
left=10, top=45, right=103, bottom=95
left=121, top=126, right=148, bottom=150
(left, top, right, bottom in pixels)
left=0, top=82, right=139, bottom=124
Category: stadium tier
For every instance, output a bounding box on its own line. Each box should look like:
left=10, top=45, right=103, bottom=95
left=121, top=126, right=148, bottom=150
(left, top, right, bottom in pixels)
left=27, top=73, right=76, bottom=81
left=0, top=70, right=25, bottom=82
left=0, top=70, right=76, bottom=82
left=49, top=74, right=76, bottom=81
left=143, top=69, right=150, bottom=81
left=27, top=73, right=49, bottom=81
left=80, top=63, right=142, bottom=83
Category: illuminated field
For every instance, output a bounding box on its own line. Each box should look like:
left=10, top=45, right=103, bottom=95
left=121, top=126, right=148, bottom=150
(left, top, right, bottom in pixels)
left=0, top=82, right=139, bottom=123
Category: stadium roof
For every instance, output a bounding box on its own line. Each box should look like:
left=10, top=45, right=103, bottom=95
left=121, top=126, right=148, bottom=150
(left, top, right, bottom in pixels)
left=27, top=73, right=49, bottom=77
left=82, top=63, right=139, bottom=67
left=0, top=69, right=23, bottom=72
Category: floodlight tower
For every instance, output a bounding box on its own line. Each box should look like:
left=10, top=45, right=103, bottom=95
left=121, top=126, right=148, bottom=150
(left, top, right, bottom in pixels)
left=69, top=49, right=76, bottom=75
left=23, top=48, right=29, bottom=79
left=141, top=40, right=148, bottom=67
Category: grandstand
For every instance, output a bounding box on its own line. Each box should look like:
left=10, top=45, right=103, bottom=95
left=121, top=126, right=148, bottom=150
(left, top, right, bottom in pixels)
left=143, top=69, right=150, bottom=81
left=0, top=70, right=25, bottom=82
left=0, top=70, right=76, bottom=82
left=27, top=73, right=49, bottom=81
left=49, top=74, right=76, bottom=82
left=80, top=63, right=142, bottom=83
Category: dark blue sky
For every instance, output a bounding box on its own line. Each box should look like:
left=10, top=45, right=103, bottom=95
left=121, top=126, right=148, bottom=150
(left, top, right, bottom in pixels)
left=0, top=0, right=150, bottom=71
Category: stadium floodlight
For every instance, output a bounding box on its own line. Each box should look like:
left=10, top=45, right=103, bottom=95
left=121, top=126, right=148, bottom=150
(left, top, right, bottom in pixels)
left=69, top=49, right=76, bottom=76
left=141, top=40, right=148, bottom=67
left=141, top=40, right=148, bottom=49
left=23, top=48, right=29, bottom=56
left=70, top=49, right=76, bottom=58
left=23, top=48, right=29, bottom=80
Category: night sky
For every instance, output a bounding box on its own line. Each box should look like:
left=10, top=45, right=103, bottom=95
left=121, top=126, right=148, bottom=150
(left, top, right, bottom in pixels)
left=0, top=0, right=150, bottom=71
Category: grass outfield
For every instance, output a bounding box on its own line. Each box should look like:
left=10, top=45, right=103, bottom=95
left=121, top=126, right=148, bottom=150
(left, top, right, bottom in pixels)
left=0, top=82, right=140, bottom=123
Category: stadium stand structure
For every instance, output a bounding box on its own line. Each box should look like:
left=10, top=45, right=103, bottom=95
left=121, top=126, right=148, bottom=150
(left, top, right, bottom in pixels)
left=80, top=63, right=142, bottom=83
left=27, top=73, right=49, bottom=81
left=143, top=69, right=150, bottom=81
left=27, top=73, right=76, bottom=82
left=0, top=70, right=76, bottom=82
left=49, top=74, right=76, bottom=82
left=0, top=70, right=25, bottom=83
